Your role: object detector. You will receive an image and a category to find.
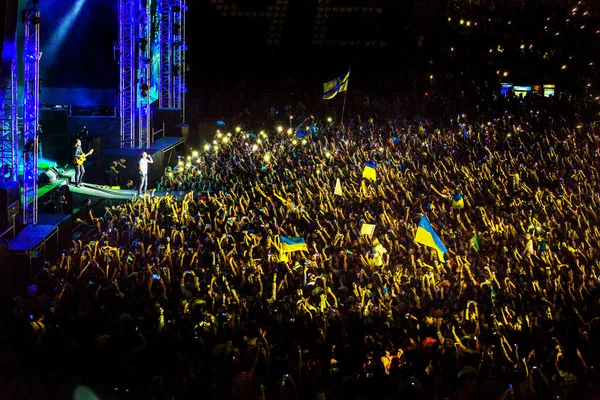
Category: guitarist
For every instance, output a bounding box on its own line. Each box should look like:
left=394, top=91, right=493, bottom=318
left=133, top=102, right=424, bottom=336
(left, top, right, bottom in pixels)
left=73, top=139, right=93, bottom=187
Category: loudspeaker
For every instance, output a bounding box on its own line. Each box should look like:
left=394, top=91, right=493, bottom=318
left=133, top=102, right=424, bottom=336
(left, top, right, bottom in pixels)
left=6, top=201, right=19, bottom=225
left=0, top=181, right=19, bottom=206
left=0, top=182, right=19, bottom=232
left=40, top=109, right=70, bottom=164
left=176, top=123, right=190, bottom=146
left=56, top=215, right=72, bottom=254
left=0, top=239, right=17, bottom=305
left=153, top=108, right=182, bottom=138
left=41, top=109, right=68, bottom=134
left=0, top=201, right=19, bottom=233
left=92, top=136, right=103, bottom=157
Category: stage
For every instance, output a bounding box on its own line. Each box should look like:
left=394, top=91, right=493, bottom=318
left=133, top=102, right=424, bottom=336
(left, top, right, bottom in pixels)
left=84, top=136, right=186, bottom=188
left=0, top=135, right=186, bottom=302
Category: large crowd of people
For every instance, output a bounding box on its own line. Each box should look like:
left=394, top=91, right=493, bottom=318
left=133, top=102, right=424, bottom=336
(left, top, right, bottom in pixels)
left=2, top=1, right=600, bottom=398
left=2, top=86, right=600, bottom=400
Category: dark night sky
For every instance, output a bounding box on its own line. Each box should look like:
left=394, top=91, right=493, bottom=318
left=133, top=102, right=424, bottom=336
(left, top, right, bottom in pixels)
left=33, top=0, right=419, bottom=90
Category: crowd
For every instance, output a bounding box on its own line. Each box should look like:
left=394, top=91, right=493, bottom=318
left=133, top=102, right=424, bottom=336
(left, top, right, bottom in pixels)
left=1, top=85, right=600, bottom=400
left=2, top=2, right=600, bottom=398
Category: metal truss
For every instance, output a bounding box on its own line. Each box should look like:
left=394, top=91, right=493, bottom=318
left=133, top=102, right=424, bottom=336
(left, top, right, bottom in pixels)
left=0, top=39, right=18, bottom=183
left=119, top=0, right=136, bottom=149
left=137, top=0, right=151, bottom=149
left=22, top=8, right=40, bottom=225
left=172, top=0, right=186, bottom=119
left=158, top=0, right=172, bottom=108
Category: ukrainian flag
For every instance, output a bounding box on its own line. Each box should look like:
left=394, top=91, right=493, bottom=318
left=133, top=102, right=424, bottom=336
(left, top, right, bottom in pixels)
left=452, top=192, right=464, bottom=209
left=362, top=161, right=377, bottom=181
left=296, top=123, right=317, bottom=138
left=280, top=236, right=308, bottom=253
left=322, top=68, right=350, bottom=100
left=414, top=216, right=448, bottom=261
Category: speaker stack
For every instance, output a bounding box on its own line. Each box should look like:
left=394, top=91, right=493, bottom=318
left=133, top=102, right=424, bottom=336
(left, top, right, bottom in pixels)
left=40, top=108, right=70, bottom=164
left=0, top=181, right=19, bottom=234
left=153, top=108, right=182, bottom=139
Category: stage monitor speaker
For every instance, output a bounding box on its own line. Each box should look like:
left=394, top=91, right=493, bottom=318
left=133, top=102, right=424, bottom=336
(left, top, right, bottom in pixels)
left=39, top=170, right=58, bottom=185
left=153, top=108, right=182, bottom=138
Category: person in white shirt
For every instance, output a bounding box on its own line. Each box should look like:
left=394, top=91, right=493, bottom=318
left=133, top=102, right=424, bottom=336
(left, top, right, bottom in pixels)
left=138, top=151, right=153, bottom=196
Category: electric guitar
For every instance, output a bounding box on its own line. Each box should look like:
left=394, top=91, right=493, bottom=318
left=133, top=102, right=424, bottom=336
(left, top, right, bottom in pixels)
left=74, top=149, right=94, bottom=166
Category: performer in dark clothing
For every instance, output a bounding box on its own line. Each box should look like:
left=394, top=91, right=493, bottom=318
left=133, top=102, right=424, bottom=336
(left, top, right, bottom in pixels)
left=73, top=139, right=93, bottom=187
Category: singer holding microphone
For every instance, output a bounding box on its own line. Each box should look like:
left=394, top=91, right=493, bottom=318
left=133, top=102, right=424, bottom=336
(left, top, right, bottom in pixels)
left=138, top=151, right=153, bottom=196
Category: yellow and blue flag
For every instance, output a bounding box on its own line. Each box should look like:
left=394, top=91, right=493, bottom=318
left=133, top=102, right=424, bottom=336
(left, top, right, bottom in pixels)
left=322, top=68, right=350, bottom=100
left=362, top=161, right=377, bottom=181
left=279, top=236, right=308, bottom=253
left=414, top=216, right=448, bottom=261
left=296, top=123, right=317, bottom=138
left=452, top=192, right=464, bottom=209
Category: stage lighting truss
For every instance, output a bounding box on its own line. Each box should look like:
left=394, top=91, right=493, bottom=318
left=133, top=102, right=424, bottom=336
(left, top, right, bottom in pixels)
left=159, top=0, right=187, bottom=118
left=0, top=39, right=18, bottom=183
left=119, top=0, right=136, bottom=149
left=22, top=8, right=40, bottom=225
left=172, top=0, right=187, bottom=117
left=159, top=0, right=173, bottom=108
left=138, top=0, right=151, bottom=149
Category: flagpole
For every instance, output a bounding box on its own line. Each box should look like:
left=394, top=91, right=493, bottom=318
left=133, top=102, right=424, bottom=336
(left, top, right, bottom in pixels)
left=340, top=88, right=348, bottom=126
left=340, top=66, right=350, bottom=126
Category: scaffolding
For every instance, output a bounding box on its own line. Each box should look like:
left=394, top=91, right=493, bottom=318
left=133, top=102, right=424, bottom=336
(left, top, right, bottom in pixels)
left=22, top=8, right=40, bottom=225
left=172, top=0, right=186, bottom=120
left=158, top=0, right=186, bottom=117
left=0, top=39, right=18, bottom=183
left=119, top=0, right=136, bottom=149
left=158, top=0, right=172, bottom=108
left=137, top=0, right=151, bottom=149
